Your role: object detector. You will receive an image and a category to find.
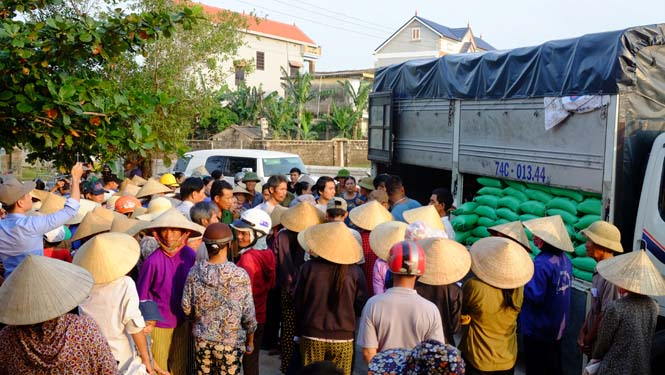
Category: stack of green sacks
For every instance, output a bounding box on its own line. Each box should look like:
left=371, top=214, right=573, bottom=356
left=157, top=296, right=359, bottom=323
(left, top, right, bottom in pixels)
left=451, top=177, right=602, bottom=282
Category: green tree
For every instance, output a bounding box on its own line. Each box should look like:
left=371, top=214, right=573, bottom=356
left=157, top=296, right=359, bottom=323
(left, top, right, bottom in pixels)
left=115, top=0, right=247, bottom=169
left=280, top=67, right=318, bottom=139
left=219, top=84, right=268, bottom=126
left=324, top=103, right=356, bottom=138
left=0, top=0, right=199, bottom=167
left=338, top=80, right=370, bottom=139
left=262, top=93, right=296, bottom=139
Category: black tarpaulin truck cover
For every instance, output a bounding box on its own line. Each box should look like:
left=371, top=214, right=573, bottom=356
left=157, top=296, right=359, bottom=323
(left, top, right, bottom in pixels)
left=373, top=24, right=665, bottom=100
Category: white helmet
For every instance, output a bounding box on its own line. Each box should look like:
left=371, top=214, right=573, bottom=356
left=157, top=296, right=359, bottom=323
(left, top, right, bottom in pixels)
left=231, top=208, right=272, bottom=236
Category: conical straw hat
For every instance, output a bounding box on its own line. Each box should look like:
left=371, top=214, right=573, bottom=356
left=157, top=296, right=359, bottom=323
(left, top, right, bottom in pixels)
left=38, top=193, right=67, bottom=214
left=233, top=185, right=250, bottom=195
left=580, top=220, right=623, bottom=253
left=418, top=238, right=471, bottom=285
left=597, top=250, right=665, bottom=296
left=131, top=175, right=148, bottom=186
left=118, top=178, right=134, bottom=194
left=106, top=195, right=120, bottom=210
left=141, top=208, right=204, bottom=237
left=522, top=215, right=574, bottom=253
left=470, top=237, right=534, bottom=289
left=488, top=221, right=531, bottom=251
left=403, top=205, right=445, bottom=231
left=349, top=200, right=393, bottom=231
left=71, top=207, right=115, bottom=242
left=0, top=255, right=93, bottom=325
left=65, top=199, right=100, bottom=225
left=73, top=232, right=140, bottom=284
left=369, top=221, right=408, bottom=260
left=31, top=189, right=50, bottom=202
left=193, top=165, right=209, bottom=177
left=297, top=222, right=362, bottom=264
left=135, top=197, right=173, bottom=221
left=281, top=202, right=324, bottom=232
left=111, top=215, right=149, bottom=236
left=121, top=184, right=141, bottom=197
left=270, top=205, right=288, bottom=228
left=135, top=179, right=172, bottom=199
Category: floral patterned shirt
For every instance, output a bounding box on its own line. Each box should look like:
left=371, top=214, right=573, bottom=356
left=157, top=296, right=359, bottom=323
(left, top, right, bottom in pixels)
left=182, top=261, right=257, bottom=347
left=0, top=313, right=117, bottom=375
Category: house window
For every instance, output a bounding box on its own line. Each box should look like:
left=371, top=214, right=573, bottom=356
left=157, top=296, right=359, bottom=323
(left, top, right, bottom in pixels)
left=256, top=51, right=265, bottom=71
left=288, top=60, right=303, bottom=77
left=411, top=27, right=421, bottom=41
left=234, top=67, right=245, bottom=86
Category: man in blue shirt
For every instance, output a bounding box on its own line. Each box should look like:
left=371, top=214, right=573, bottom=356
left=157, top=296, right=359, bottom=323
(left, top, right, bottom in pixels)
left=0, top=163, right=83, bottom=277
left=520, top=215, right=574, bottom=375
left=385, top=175, right=421, bottom=222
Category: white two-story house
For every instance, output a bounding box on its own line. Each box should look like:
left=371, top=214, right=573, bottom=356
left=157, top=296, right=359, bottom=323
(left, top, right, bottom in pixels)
left=201, top=3, right=321, bottom=95
left=374, top=15, right=495, bottom=68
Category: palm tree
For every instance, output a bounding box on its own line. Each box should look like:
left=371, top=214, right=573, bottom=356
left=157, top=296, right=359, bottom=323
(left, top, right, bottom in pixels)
left=338, top=80, right=371, bottom=139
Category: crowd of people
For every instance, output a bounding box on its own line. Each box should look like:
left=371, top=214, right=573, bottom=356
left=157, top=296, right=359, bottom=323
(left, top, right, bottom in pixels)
left=0, top=162, right=663, bottom=375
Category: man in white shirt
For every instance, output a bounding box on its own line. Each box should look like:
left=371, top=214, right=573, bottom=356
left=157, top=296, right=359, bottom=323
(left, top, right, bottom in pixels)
left=176, top=177, right=206, bottom=220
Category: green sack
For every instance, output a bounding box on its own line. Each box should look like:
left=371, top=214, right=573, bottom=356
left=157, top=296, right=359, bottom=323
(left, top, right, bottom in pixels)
left=565, top=224, right=575, bottom=237
left=578, top=198, right=602, bottom=215
left=574, top=232, right=587, bottom=243
left=574, top=214, right=601, bottom=230
left=477, top=187, right=504, bottom=197
left=477, top=217, right=497, bottom=228
left=465, top=236, right=481, bottom=246
left=526, top=183, right=553, bottom=194
left=452, top=201, right=479, bottom=215
left=549, top=187, right=585, bottom=202
left=520, top=214, right=540, bottom=222
left=498, top=196, right=521, bottom=211
left=477, top=177, right=503, bottom=188
left=502, top=187, right=528, bottom=202
left=504, top=180, right=527, bottom=191
left=546, top=197, right=578, bottom=215
left=530, top=240, right=540, bottom=255
left=471, top=226, right=491, bottom=238
left=496, top=207, right=520, bottom=222
left=571, top=256, right=597, bottom=272
left=451, top=214, right=480, bottom=231
left=474, top=205, right=498, bottom=220
left=473, top=195, right=499, bottom=209
left=455, top=230, right=472, bottom=244
left=495, top=218, right=510, bottom=225
left=524, top=188, right=554, bottom=203
left=573, top=268, right=594, bottom=282
left=546, top=209, right=578, bottom=225
left=574, top=244, right=587, bottom=257
left=519, top=200, right=546, bottom=216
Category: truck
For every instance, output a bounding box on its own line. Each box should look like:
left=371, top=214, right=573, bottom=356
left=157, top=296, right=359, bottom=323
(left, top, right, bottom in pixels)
left=368, top=24, right=665, bottom=373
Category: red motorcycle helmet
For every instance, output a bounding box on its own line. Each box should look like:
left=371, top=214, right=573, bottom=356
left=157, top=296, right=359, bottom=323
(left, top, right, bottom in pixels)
left=388, top=240, right=426, bottom=276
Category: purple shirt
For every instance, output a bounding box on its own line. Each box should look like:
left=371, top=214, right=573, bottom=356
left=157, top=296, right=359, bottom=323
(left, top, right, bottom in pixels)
left=137, top=246, right=196, bottom=328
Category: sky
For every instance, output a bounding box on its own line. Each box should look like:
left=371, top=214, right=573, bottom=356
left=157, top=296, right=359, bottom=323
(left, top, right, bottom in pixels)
left=203, top=0, right=665, bottom=71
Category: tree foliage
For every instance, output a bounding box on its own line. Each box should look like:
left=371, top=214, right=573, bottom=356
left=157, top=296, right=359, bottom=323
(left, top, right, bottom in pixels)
left=280, top=67, right=318, bottom=139
left=338, top=80, right=370, bottom=139
left=0, top=0, right=200, bottom=167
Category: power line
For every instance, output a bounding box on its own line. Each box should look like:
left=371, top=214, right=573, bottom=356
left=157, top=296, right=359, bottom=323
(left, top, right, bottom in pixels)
left=283, top=0, right=396, bottom=32
left=269, top=0, right=394, bottom=34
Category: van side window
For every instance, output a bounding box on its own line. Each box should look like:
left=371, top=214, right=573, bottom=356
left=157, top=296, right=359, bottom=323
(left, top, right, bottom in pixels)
left=658, top=160, right=665, bottom=221
left=205, top=156, right=257, bottom=176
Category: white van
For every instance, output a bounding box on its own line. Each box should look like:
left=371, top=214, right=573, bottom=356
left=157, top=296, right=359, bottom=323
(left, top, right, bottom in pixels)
left=173, top=149, right=309, bottom=182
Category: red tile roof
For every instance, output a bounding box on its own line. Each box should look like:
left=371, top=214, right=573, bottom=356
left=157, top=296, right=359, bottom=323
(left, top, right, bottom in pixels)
left=198, top=2, right=316, bottom=46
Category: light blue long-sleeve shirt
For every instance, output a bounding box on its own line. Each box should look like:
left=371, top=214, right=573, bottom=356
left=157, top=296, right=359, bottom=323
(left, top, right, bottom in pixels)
left=0, top=198, right=80, bottom=277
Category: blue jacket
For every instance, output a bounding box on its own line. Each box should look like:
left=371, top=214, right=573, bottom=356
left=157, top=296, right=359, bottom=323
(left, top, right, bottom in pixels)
left=520, top=250, right=573, bottom=341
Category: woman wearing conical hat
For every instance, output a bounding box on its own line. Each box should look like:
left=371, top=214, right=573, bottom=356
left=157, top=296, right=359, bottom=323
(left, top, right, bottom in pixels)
left=294, top=222, right=367, bottom=374
left=589, top=250, right=665, bottom=375
left=74, top=233, right=154, bottom=374
left=459, top=237, right=534, bottom=374
left=576, top=220, right=624, bottom=358
left=520, top=215, right=574, bottom=375
left=0, top=255, right=117, bottom=374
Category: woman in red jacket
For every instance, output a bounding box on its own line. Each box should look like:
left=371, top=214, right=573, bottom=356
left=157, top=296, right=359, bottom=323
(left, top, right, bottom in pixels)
left=233, top=208, right=276, bottom=375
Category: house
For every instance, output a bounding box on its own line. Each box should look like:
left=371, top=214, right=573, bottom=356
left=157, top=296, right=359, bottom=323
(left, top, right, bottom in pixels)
left=200, top=3, right=321, bottom=95
left=309, top=69, right=374, bottom=137
left=374, top=15, right=495, bottom=68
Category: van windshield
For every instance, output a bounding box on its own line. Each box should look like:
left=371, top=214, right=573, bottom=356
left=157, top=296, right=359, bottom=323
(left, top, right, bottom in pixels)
left=263, top=157, right=308, bottom=177
left=174, top=156, right=192, bottom=172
